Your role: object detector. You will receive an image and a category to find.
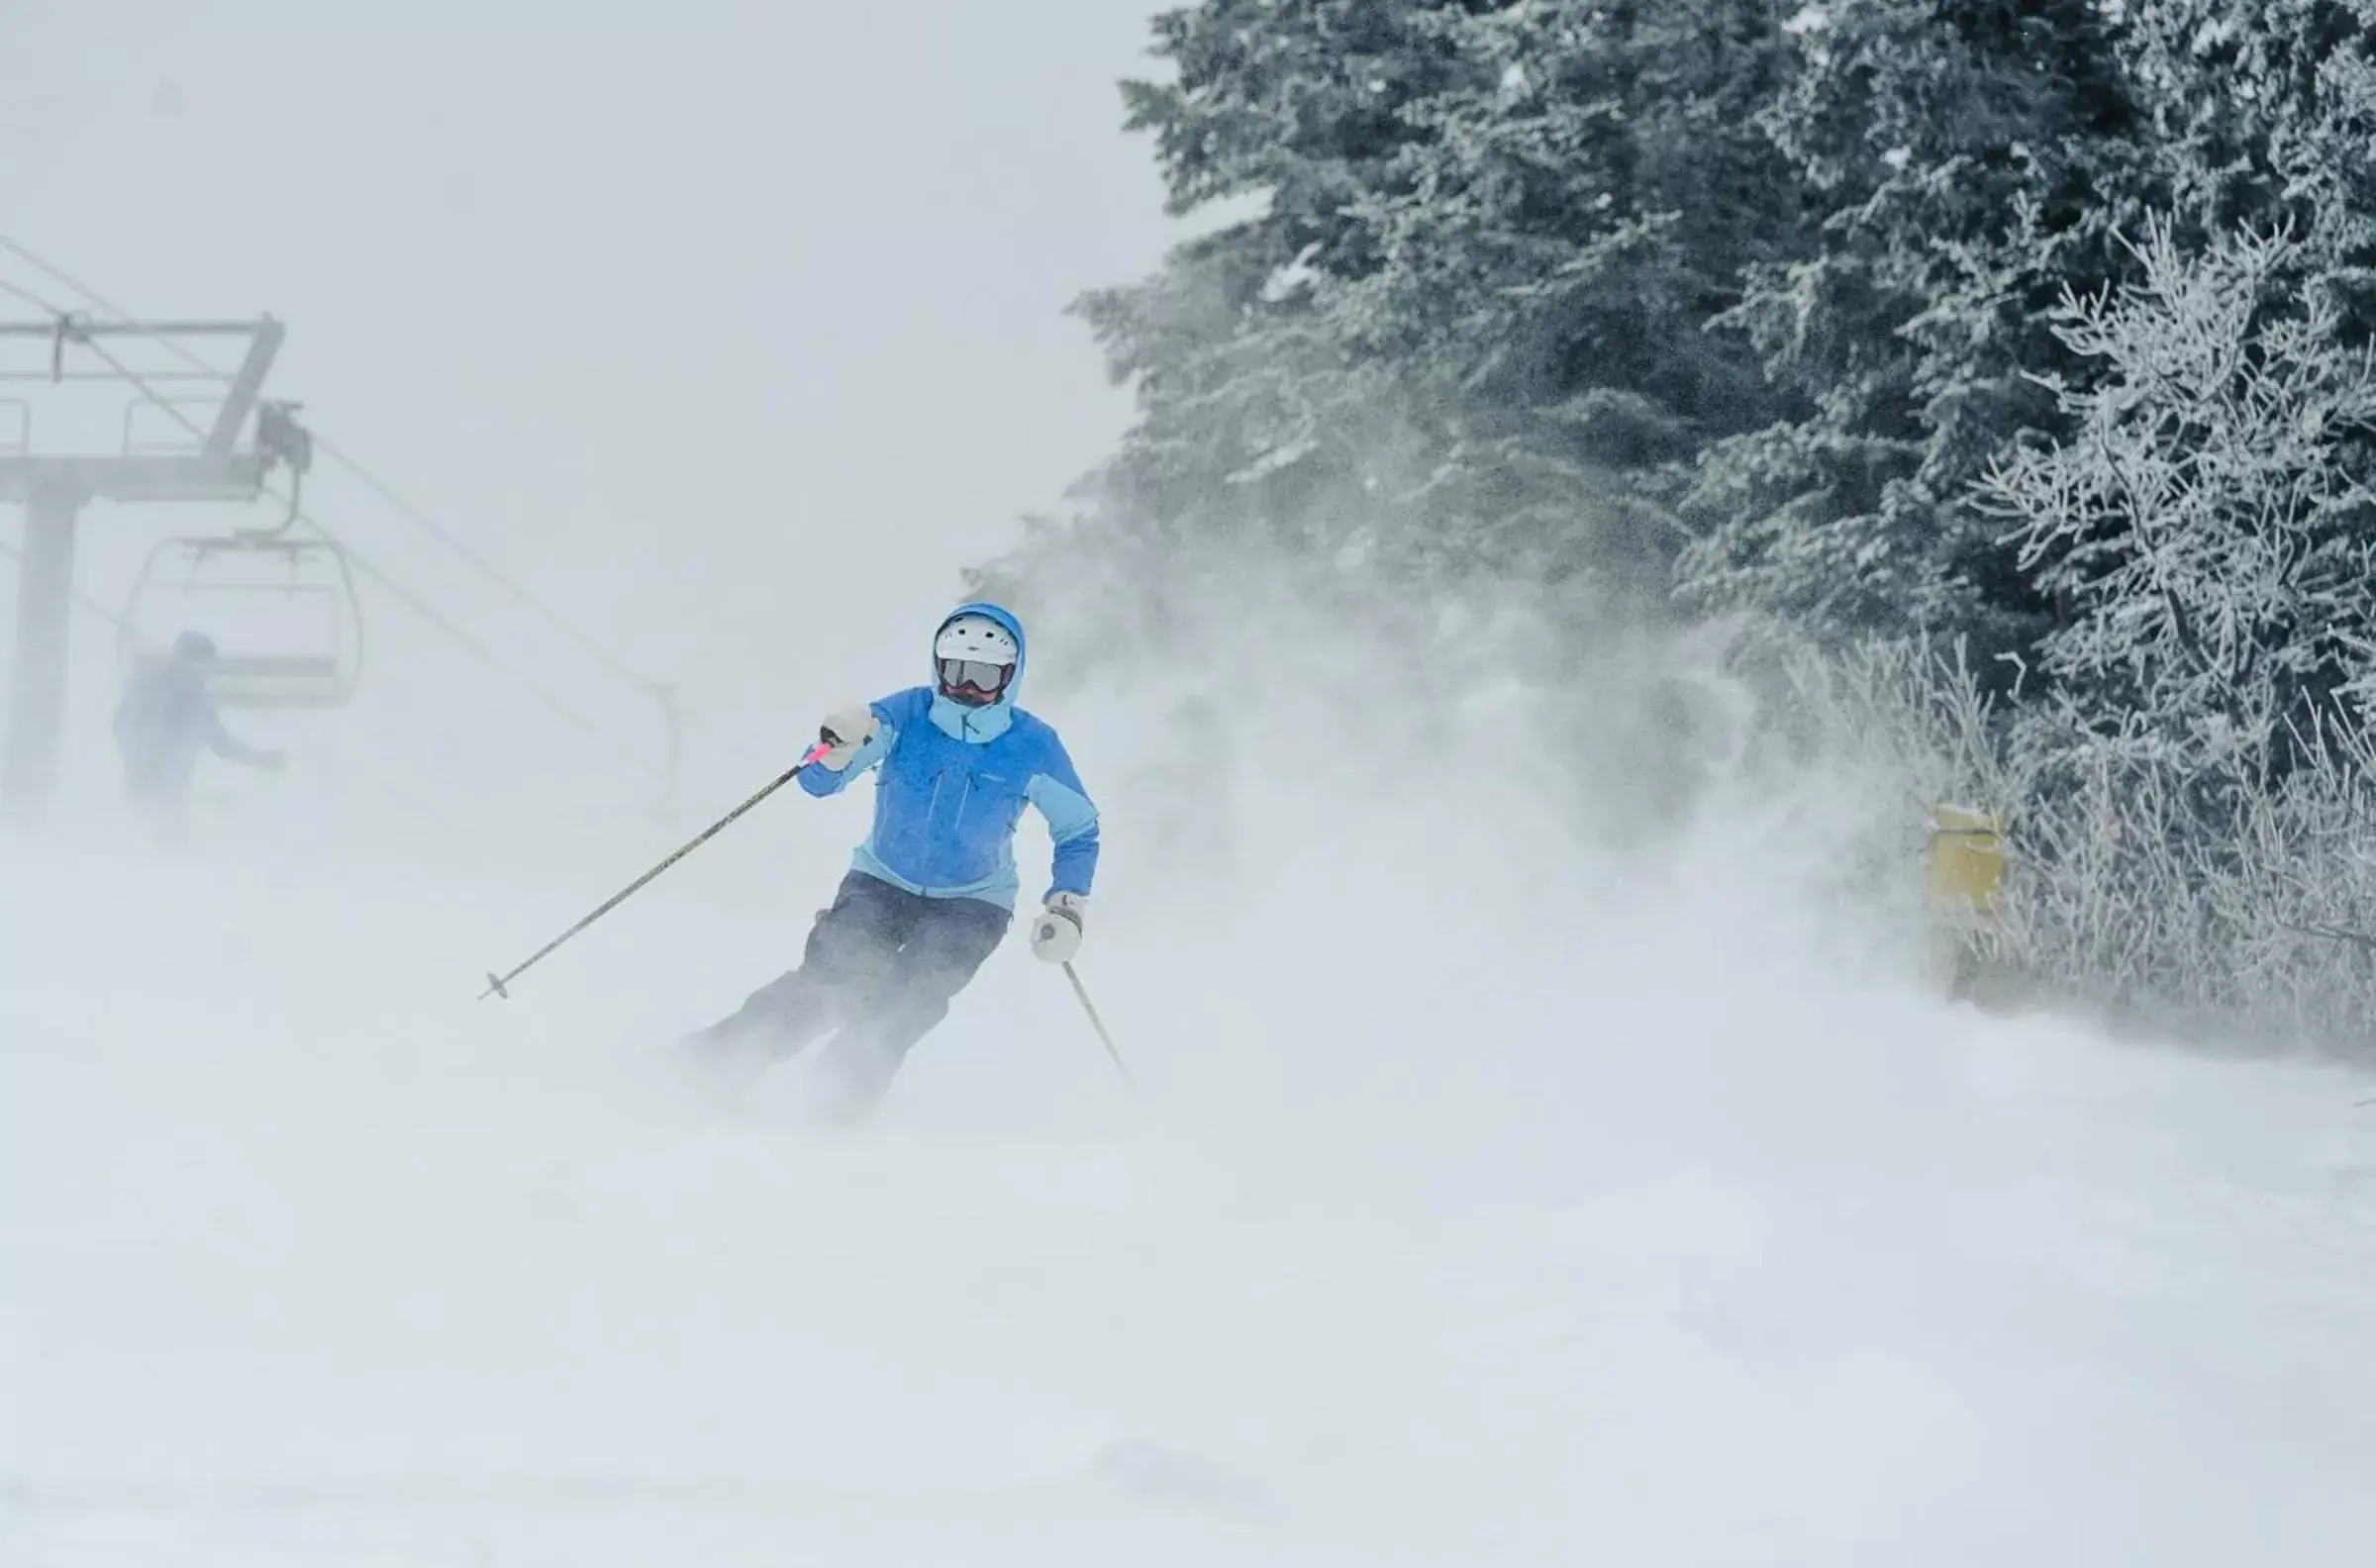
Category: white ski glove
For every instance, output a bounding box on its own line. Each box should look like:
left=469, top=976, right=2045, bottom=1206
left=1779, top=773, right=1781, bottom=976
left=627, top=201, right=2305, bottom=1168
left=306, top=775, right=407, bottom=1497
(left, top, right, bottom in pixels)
left=1029, top=892, right=1086, bottom=964
left=815, top=706, right=880, bottom=771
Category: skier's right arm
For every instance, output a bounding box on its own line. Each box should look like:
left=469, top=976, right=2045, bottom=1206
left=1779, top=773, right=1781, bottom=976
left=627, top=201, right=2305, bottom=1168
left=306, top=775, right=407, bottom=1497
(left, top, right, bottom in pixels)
left=205, top=708, right=286, bottom=772
left=798, top=694, right=903, bottom=797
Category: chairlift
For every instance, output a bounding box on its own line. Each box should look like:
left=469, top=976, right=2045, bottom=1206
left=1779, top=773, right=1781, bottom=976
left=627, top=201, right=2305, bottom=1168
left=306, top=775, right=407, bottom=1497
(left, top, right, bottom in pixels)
left=120, top=531, right=365, bottom=710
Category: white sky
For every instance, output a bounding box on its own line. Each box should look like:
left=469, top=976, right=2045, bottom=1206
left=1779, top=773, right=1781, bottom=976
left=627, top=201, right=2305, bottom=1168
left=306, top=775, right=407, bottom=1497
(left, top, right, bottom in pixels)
left=0, top=0, right=1184, bottom=792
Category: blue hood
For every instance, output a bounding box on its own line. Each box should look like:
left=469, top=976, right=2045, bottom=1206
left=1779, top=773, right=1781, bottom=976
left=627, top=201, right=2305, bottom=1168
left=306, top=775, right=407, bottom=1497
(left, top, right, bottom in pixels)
left=929, top=600, right=1027, bottom=743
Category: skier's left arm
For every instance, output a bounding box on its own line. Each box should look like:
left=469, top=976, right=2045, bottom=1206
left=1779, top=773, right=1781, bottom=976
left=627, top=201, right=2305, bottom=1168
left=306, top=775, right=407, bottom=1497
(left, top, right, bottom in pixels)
left=1025, top=729, right=1100, bottom=902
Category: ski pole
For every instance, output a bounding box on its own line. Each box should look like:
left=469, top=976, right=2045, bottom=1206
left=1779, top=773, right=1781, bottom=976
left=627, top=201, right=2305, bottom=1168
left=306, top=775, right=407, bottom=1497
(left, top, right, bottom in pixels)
left=1061, top=960, right=1134, bottom=1090
left=479, top=736, right=835, bottom=1000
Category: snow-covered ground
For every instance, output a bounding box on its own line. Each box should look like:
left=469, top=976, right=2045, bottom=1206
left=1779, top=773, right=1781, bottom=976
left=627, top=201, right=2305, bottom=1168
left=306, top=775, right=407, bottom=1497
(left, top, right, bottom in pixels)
left=6, top=722, right=2376, bottom=1567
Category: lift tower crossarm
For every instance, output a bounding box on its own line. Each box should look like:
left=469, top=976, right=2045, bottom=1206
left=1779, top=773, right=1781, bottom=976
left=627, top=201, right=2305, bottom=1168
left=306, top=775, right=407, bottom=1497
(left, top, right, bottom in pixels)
left=0, top=454, right=267, bottom=506
left=0, top=316, right=283, bottom=465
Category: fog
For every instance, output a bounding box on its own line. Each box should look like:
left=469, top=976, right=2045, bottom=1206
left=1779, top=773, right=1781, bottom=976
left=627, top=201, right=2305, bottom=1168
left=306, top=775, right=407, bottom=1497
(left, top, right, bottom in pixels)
left=8, top=5, right=2376, bottom=1565
left=2, top=0, right=1170, bottom=818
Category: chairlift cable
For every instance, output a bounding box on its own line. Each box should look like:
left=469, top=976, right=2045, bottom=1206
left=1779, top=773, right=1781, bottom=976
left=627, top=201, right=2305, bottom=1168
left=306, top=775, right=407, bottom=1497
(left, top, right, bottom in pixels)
left=312, top=435, right=663, bottom=696
left=271, top=501, right=664, bottom=784
left=0, top=273, right=67, bottom=315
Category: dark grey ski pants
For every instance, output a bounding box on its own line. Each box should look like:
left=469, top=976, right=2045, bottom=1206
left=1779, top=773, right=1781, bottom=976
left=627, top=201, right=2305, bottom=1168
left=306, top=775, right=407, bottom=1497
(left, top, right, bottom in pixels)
left=694, top=869, right=1010, bottom=1114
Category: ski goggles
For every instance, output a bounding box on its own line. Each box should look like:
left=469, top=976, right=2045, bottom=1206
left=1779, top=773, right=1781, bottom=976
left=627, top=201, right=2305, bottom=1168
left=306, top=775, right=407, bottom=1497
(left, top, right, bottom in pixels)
left=938, top=657, right=1014, bottom=699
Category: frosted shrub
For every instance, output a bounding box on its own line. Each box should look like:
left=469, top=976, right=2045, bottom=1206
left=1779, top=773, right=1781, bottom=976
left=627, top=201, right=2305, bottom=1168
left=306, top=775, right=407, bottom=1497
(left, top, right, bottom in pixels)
left=1757, top=636, right=2376, bottom=1056
left=1977, top=217, right=2376, bottom=785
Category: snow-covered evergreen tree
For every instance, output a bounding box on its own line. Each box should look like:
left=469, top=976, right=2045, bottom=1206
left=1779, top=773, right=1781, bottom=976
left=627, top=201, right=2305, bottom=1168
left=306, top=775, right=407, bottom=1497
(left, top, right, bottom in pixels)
left=1677, top=0, right=2149, bottom=665
left=1036, top=0, right=1811, bottom=626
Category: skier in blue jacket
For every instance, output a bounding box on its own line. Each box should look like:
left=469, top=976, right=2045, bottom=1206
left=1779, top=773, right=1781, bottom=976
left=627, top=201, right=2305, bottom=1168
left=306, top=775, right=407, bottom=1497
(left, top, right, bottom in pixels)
left=684, top=602, right=1100, bottom=1116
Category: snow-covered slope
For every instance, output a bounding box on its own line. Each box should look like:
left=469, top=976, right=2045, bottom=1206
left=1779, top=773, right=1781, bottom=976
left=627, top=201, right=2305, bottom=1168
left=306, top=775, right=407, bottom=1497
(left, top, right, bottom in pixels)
left=6, top=750, right=2375, bottom=1567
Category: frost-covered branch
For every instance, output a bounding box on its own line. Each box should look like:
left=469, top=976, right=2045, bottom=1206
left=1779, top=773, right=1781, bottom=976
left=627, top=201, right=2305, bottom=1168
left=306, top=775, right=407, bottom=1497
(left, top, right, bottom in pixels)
left=1976, top=217, right=2376, bottom=776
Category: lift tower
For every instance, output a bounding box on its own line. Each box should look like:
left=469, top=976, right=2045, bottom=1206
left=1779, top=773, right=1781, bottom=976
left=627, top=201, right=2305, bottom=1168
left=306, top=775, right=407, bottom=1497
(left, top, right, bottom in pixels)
left=0, top=316, right=289, bottom=825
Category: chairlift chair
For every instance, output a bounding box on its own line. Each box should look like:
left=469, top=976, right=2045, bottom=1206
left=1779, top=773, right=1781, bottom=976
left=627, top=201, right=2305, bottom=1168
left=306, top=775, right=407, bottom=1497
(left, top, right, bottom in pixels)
left=120, top=532, right=365, bottom=710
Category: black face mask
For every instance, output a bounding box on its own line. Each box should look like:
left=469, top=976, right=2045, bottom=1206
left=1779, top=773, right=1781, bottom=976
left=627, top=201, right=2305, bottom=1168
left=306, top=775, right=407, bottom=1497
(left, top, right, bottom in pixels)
left=938, top=657, right=1013, bottom=706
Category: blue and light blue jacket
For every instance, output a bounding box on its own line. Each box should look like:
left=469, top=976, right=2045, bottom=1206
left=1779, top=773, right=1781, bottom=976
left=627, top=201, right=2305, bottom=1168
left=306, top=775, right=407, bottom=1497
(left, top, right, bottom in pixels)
left=800, top=602, right=1099, bottom=912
